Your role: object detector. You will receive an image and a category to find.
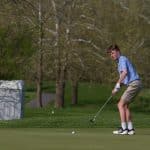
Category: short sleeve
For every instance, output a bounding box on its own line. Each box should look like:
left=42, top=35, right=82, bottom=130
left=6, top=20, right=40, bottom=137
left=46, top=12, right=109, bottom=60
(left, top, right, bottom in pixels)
left=118, top=57, right=127, bottom=72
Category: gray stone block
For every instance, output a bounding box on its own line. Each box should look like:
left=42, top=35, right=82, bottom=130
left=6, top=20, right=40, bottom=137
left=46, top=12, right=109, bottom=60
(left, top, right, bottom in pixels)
left=0, top=80, right=24, bottom=120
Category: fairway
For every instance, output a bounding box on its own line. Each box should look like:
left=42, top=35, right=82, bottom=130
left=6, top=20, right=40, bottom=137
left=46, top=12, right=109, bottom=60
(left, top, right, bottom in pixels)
left=0, top=128, right=149, bottom=150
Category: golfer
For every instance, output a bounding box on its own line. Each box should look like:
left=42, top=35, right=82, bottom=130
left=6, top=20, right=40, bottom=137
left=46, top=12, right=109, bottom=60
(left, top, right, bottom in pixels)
left=107, top=44, right=142, bottom=135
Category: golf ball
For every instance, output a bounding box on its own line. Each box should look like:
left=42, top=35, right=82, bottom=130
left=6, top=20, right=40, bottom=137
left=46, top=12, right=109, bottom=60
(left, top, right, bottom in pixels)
left=72, top=131, right=75, bottom=134
left=51, top=110, right=54, bottom=114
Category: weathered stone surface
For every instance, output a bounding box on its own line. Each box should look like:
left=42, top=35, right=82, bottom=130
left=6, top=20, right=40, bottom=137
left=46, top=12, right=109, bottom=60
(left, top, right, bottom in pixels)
left=0, top=80, right=24, bottom=120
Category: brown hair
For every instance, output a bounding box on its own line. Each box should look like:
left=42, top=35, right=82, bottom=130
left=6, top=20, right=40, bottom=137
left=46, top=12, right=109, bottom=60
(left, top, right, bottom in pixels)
left=107, top=44, right=120, bottom=53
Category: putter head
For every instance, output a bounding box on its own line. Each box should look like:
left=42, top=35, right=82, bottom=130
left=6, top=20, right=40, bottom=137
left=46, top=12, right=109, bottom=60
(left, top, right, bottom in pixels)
left=89, top=118, right=95, bottom=123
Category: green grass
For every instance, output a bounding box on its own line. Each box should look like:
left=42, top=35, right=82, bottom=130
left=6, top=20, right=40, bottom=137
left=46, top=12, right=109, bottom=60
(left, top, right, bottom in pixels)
left=0, top=107, right=150, bottom=128
left=0, top=128, right=149, bottom=150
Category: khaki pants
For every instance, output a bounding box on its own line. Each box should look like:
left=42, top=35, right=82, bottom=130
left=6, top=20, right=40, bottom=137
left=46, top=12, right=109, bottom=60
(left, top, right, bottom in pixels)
left=121, top=80, right=142, bottom=103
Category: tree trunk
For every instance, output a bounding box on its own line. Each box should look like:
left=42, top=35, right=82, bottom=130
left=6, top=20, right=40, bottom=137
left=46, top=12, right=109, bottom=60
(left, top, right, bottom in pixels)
left=55, top=80, right=65, bottom=108
left=36, top=50, right=43, bottom=107
left=36, top=80, right=43, bottom=107
left=36, top=0, right=43, bottom=108
left=71, top=81, right=78, bottom=105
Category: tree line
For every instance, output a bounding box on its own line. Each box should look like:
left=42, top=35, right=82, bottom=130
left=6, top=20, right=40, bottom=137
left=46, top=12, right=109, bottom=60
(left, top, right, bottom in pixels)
left=0, top=0, right=150, bottom=108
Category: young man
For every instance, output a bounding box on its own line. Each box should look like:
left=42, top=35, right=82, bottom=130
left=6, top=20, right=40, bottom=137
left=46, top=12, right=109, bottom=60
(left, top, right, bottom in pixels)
left=107, top=44, right=142, bottom=135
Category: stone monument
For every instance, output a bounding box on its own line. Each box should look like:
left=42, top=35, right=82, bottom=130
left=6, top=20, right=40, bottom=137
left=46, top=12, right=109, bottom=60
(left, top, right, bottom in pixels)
left=0, top=80, right=24, bottom=120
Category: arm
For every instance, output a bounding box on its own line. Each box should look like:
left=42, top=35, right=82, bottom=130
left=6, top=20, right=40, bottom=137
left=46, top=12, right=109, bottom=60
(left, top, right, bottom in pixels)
left=112, top=70, right=127, bottom=95
left=117, top=70, right=127, bottom=84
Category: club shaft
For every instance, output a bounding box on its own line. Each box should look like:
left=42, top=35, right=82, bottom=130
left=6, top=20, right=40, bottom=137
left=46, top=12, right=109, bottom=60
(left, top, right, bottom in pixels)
left=93, top=95, right=112, bottom=120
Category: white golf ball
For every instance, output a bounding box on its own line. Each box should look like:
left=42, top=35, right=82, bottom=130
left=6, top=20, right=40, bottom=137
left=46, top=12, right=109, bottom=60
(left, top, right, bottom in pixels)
left=72, top=131, right=75, bottom=134
left=51, top=110, right=54, bottom=114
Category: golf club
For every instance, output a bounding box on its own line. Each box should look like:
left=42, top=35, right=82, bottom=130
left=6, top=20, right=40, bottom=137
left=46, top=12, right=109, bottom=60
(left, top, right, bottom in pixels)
left=90, top=95, right=113, bottom=123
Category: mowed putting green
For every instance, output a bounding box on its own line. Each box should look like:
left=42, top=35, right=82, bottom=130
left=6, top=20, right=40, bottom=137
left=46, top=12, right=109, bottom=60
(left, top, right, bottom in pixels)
left=0, top=128, right=149, bottom=150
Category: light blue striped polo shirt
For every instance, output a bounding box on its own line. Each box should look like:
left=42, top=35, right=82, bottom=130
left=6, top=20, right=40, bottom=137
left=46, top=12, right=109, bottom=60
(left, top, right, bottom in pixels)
left=117, top=56, right=140, bottom=85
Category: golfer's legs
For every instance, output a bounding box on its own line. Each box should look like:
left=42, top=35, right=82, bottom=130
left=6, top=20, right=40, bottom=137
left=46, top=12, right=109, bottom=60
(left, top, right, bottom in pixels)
left=118, top=80, right=141, bottom=123
left=125, top=104, right=132, bottom=122
left=117, top=100, right=127, bottom=122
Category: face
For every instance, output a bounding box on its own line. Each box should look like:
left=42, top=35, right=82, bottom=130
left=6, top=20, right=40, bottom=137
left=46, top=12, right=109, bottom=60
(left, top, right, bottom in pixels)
left=109, top=50, right=120, bottom=60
